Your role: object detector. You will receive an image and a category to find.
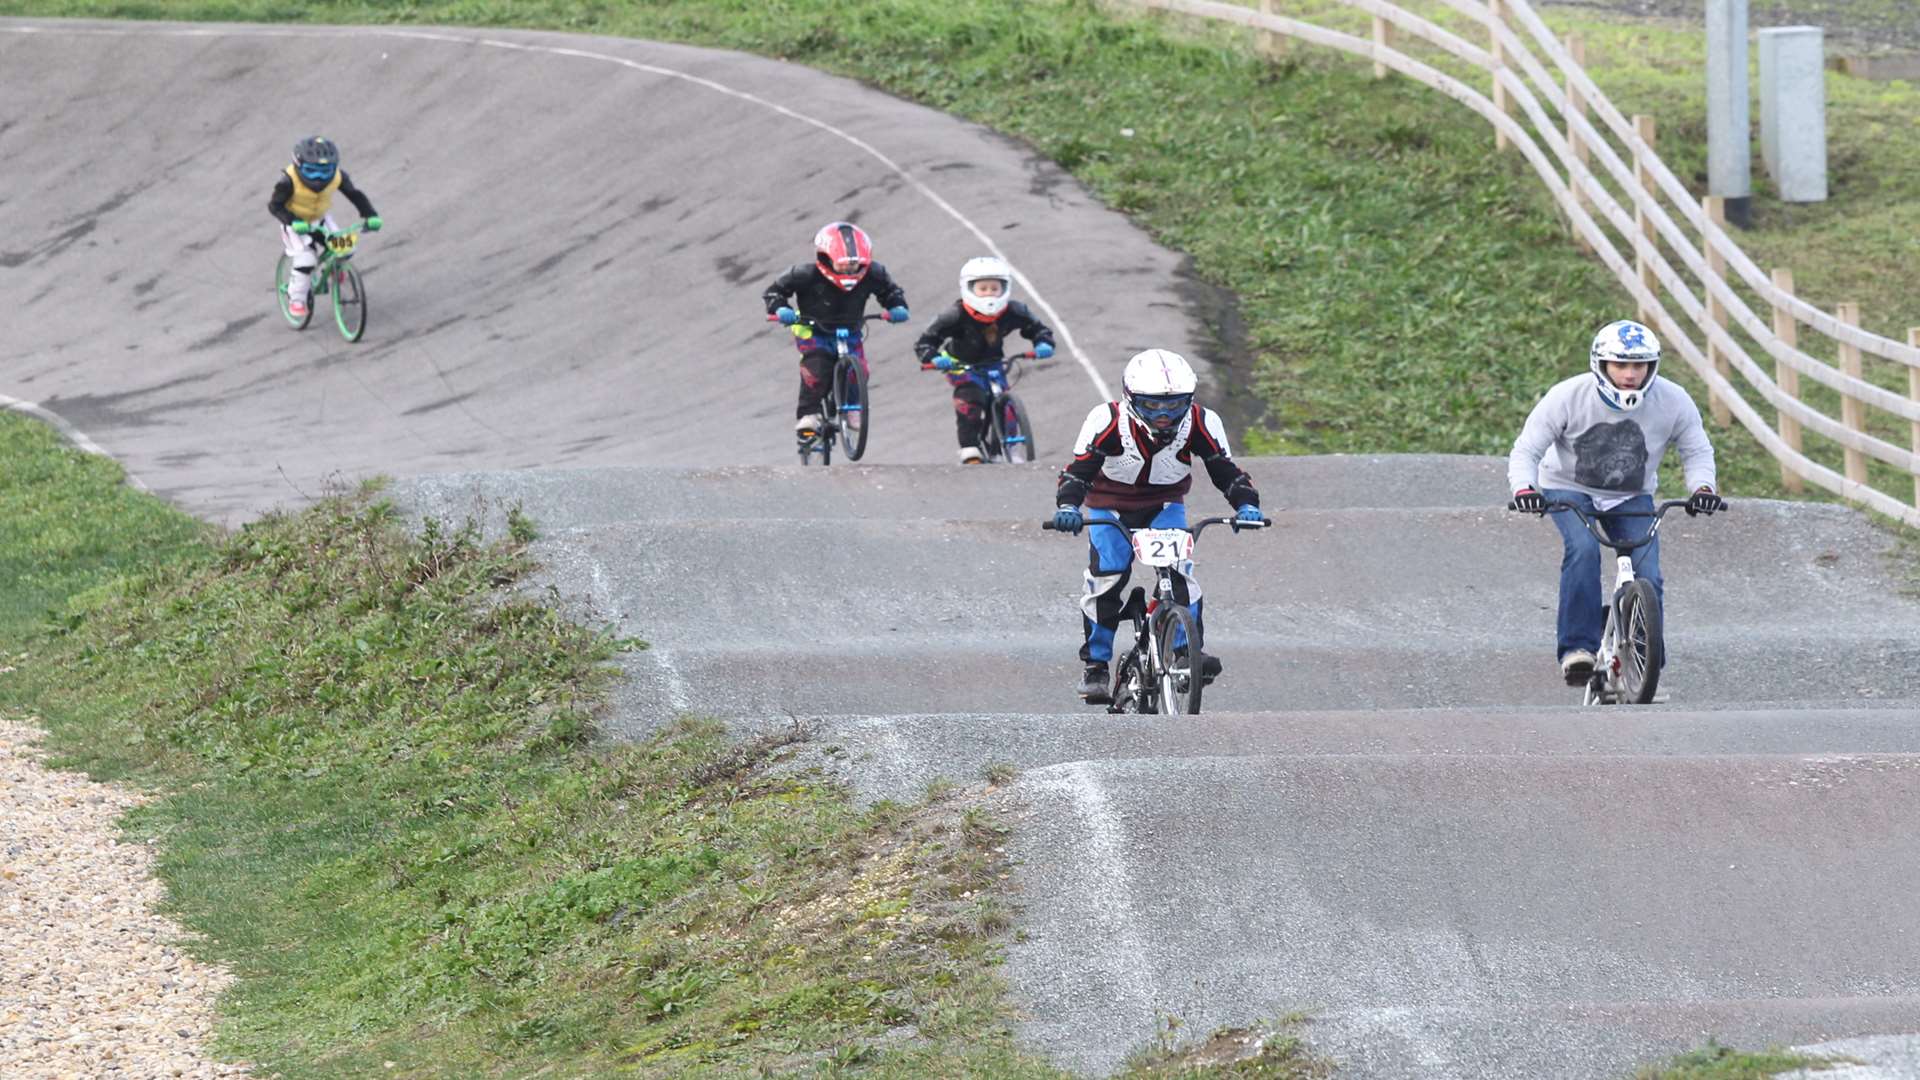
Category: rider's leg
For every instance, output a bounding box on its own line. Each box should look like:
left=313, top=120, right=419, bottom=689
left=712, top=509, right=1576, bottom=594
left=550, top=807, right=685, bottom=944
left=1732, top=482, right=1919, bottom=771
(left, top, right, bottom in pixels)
left=952, top=378, right=988, bottom=462
left=1544, top=488, right=1605, bottom=661
left=281, top=221, right=320, bottom=308
left=1079, top=508, right=1134, bottom=664
left=795, top=347, right=833, bottom=432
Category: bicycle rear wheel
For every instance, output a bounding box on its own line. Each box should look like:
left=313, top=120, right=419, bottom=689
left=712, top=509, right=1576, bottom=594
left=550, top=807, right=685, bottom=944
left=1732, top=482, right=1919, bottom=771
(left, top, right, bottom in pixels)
left=835, top=359, right=870, bottom=461
left=1155, top=606, right=1204, bottom=715
left=1110, top=645, right=1155, bottom=714
left=1001, top=393, right=1036, bottom=464
left=332, top=264, right=368, bottom=342
left=276, top=256, right=313, bottom=329
left=1615, top=579, right=1663, bottom=704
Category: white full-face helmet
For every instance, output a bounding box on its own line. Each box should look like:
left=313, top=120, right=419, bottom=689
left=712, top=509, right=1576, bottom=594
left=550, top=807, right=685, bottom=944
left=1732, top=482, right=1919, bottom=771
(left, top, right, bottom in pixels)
left=958, top=256, right=1013, bottom=320
left=1122, top=349, right=1198, bottom=441
left=1589, top=319, right=1661, bottom=411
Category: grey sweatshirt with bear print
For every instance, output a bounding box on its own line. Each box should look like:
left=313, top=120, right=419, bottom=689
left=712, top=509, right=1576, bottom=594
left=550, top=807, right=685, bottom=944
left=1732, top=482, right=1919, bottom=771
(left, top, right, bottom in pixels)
left=1507, top=372, right=1717, bottom=510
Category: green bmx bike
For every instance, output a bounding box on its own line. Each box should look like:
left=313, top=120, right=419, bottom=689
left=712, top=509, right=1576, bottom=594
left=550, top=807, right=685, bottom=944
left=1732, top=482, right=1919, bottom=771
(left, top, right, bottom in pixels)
left=277, top=219, right=374, bottom=342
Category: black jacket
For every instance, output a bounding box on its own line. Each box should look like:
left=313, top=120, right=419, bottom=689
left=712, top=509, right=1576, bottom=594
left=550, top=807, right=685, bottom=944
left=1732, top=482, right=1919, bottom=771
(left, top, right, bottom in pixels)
left=268, top=171, right=377, bottom=227
left=761, top=263, right=908, bottom=331
left=913, top=300, right=1055, bottom=365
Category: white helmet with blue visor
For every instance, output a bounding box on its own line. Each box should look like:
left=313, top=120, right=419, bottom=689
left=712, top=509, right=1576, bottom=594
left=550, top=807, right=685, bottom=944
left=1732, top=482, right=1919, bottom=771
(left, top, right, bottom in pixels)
left=1589, top=319, right=1661, bottom=411
left=1122, top=348, right=1198, bottom=438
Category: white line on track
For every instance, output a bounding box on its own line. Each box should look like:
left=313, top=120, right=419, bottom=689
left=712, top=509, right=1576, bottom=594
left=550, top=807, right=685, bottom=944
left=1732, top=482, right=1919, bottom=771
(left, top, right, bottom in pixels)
left=2, top=21, right=1114, bottom=401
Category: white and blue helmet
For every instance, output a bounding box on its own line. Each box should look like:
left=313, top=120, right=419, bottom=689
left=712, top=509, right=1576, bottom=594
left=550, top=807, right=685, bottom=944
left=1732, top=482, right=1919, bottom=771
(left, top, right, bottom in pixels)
left=1590, top=319, right=1661, bottom=411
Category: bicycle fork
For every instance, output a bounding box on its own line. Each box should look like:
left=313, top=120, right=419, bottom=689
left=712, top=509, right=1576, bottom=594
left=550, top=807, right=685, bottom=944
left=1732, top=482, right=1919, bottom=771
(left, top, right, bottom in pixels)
left=1584, top=553, right=1637, bottom=706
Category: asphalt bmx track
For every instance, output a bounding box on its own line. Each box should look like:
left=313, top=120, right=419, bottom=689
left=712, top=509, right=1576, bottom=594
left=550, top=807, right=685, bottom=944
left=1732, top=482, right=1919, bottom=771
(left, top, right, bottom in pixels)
left=9, top=18, right=1920, bottom=1080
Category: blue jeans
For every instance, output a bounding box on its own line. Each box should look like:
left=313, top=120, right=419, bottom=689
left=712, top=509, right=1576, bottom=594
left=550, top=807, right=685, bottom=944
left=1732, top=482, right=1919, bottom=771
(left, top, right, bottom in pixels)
left=1545, top=490, right=1662, bottom=659
left=1080, top=503, right=1202, bottom=663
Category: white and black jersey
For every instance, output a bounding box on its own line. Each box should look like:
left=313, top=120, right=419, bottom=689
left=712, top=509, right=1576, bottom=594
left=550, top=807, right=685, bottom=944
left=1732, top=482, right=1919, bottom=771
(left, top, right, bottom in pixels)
left=1056, top=402, right=1257, bottom=512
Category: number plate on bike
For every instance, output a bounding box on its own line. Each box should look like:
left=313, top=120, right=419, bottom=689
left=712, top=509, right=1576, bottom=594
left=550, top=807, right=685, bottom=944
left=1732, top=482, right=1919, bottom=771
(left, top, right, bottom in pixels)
left=327, top=233, right=358, bottom=254
left=1131, top=529, right=1193, bottom=567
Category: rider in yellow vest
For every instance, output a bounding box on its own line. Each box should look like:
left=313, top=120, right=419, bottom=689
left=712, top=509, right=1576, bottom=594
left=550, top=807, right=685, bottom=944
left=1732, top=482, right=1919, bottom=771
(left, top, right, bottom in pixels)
left=268, top=136, right=381, bottom=318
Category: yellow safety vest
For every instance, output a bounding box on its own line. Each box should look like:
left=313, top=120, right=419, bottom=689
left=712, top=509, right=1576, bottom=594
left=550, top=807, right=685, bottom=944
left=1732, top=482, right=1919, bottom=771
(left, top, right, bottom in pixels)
left=283, top=165, right=341, bottom=224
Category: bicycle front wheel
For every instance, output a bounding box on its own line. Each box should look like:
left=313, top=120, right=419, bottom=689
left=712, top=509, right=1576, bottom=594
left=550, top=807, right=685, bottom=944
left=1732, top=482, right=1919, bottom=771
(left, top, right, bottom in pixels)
left=1615, top=579, right=1664, bottom=704
left=1155, top=605, right=1204, bottom=715
left=276, top=256, right=312, bottom=329
left=1001, top=393, right=1036, bottom=464
left=332, top=264, right=368, bottom=342
left=835, top=359, right=870, bottom=461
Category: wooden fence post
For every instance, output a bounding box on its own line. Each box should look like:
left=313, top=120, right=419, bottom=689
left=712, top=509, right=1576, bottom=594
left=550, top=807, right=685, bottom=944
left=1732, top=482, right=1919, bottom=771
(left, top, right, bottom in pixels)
left=1565, top=34, right=1591, bottom=253
left=1910, top=327, right=1920, bottom=507
left=1633, top=115, right=1658, bottom=323
left=1258, top=0, right=1286, bottom=58
left=1837, top=301, right=1867, bottom=486
left=1491, top=0, right=1512, bottom=151
left=1373, top=15, right=1392, bottom=79
left=1702, top=196, right=1732, bottom=427
left=1770, top=268, right=1805, bottom=493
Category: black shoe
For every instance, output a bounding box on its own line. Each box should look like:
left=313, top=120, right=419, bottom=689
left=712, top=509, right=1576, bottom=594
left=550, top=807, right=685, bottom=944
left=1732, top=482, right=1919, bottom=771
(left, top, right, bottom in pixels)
left=1174, top=649, right=1222, bottom=686
left=1078, top=662, right=1111, bottom=704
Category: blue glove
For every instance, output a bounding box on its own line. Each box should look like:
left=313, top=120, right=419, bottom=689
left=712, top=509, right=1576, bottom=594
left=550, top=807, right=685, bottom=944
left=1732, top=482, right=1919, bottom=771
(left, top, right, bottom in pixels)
left=289, top=220, right=311, bottom=234
left=932, top=354, right=957, bottom=372
left=364, top=216, right=383, bottom=232
left=1052, top=505, right=1084, bottom=535
left=1233, top=504, right=1264, bottom=530
left=776, top=306, right=798, bottom=326
left=1035, top=342, right=1055, bottom=359
left=887, top=305, right=910, bottom=324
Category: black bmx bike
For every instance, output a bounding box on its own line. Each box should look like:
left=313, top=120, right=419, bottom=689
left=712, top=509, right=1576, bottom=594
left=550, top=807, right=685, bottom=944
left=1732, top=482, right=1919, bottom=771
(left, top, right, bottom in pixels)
left=1044, top=515, right=1269, bottom=715
left=774, top=313, right=887, bottom=465
left=1517, top=498, right=1726, bottom=705
left=921, top=351, right=1042, bottom=463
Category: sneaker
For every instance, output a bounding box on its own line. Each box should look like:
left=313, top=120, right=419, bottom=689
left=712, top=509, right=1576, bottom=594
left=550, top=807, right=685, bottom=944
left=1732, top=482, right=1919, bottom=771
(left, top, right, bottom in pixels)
left=957, top=446, right=984, bottom=465
left=795, top=414, right=823, bottom=435
left=1173, top=649, right=1222, bottom=685
left=1560, top=649, right=1596, bottom=686
left=1077, top=662, right=1111, bottom=704
left=288, top=299, right=308, bottom=317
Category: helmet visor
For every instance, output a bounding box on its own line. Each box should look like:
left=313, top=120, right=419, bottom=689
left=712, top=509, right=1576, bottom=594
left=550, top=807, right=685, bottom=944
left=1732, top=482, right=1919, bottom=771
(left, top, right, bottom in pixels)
left=818, top=253, right=868, bottom=276
left=298, top=161, right=337, bottom=183
left=1131, top=393, right=1192, bottom=427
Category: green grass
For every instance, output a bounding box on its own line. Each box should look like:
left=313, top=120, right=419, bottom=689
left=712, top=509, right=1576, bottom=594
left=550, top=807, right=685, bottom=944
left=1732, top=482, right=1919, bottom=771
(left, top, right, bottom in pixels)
left=0, top=415, right=1329, bottom=1078
left=1632, top=1037, right=1847, bottom=1078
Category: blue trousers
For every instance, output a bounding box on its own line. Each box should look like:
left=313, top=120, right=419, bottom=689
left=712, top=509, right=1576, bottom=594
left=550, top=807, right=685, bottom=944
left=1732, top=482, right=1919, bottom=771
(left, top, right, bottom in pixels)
left=1080, top=503, right=1202, bottom=663
left=1545, top=490, right=1662, bottom=659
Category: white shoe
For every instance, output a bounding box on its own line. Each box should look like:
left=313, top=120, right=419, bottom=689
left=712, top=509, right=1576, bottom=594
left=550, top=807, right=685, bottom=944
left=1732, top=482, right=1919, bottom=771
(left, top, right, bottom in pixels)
left=1560, top=649, right=1596, bottom=685
left=795, top=414, right=823, bottom=434
left=957, top=446, right=984, bottom=464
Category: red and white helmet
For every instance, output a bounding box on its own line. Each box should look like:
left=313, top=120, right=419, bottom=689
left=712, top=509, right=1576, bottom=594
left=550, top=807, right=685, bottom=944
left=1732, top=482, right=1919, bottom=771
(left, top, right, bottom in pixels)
left=813, top=221, right=872, bottom=291
left=958, top=255, right=1013, bottom=321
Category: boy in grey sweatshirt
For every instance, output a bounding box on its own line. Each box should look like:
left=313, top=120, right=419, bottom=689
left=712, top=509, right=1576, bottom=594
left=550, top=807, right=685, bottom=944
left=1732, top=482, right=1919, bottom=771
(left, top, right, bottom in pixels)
left=1507, top=319, right=1727, bottom=683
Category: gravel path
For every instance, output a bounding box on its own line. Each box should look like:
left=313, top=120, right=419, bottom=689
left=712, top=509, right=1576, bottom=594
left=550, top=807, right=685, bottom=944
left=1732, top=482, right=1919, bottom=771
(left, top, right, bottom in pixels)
left=0, top=716, right=250, bottom=1079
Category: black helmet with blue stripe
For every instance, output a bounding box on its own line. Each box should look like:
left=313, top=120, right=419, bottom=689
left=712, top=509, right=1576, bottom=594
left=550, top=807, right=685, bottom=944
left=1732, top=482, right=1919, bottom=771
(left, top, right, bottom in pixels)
left=293, top=136, right=339, bottom=188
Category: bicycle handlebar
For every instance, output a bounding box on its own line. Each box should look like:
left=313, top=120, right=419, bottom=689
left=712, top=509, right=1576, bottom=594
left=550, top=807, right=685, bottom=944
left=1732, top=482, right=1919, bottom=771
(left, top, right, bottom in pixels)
left=1042, top=515, right=1271, bottom=538
left=767, top=312, right=889, bottom=329
left=921, top=351, right=1039, bottom=372
left=1512, top=497, right=1724, bottom=551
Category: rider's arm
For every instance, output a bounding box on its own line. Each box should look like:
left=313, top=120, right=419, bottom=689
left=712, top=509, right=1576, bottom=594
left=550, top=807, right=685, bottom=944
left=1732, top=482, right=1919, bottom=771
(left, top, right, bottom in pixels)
left=1191, top=407, right=1259, bottom=507
left=913, top=308, right=957, bottom=362
left=1667, top=386, right=1718, bottom=494
left=1056, top=403, right=1120, bottom=507
left=1506, top=383, right=1569, bottom=495
left=267, top=174, right=297, bottom=227
left=866, top=262, right=908, bottom=311
left=1008, top=302, right=1056, bottom=349
left=336, top=171, right=377, bottom=219
left=762, top=265, right=807, bottom=316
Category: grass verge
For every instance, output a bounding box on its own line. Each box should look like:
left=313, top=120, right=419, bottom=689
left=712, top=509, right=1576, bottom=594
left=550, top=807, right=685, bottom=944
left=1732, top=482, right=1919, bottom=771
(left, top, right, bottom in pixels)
left=0, top=412, right=1332, bottom=1077
left=1632, top=1037, right=1847, bottom=1078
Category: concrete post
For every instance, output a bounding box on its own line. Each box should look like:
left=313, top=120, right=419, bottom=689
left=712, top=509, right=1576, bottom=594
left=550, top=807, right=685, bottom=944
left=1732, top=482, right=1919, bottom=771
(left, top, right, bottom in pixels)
left=1705, top=0, right=1752, bottom=226
left=1759, top=26, right=1829, bottom=202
